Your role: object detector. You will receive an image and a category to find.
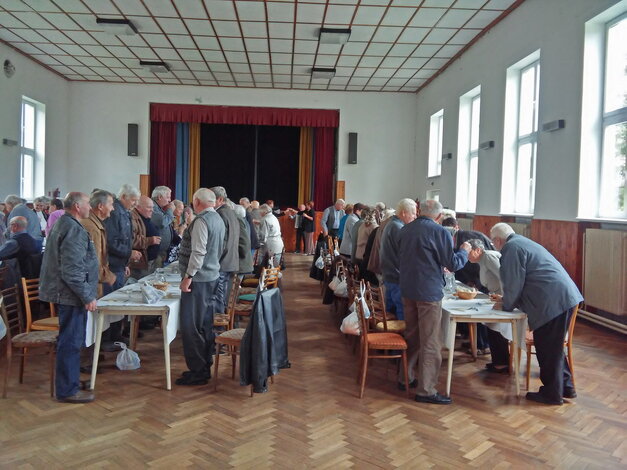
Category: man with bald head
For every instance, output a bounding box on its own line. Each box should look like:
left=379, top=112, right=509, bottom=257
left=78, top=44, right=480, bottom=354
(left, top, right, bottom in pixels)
left=40, top=192, right=99, bottom=403
left=0, top=215, right=41, bottom=278
left=129, top=195, right=161, bottom=280
left=177, top=188, right=225, bottom=385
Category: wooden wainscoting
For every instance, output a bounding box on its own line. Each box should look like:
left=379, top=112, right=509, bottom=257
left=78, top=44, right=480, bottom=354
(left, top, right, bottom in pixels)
left=472, top=215, right=502, bottom=236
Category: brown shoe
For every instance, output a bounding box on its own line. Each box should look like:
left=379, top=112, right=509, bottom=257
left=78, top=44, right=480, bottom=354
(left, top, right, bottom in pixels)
left=57, top=390, right=95, bottom=403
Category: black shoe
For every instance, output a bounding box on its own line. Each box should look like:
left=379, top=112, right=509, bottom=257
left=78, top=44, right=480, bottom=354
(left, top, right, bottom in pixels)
left=175, top=374, right=208, bottom=386
left=525, top=391, right=563, bottom=405
left=563, top=387, right=577, bottom=399
left=415, top=393, right=452, bottom=405
left=182, top=369, right=211, bottom=380
left=100, top=341, right=123, bottom=352
left=397, top=379, right=418, bottom=391
left=485, top=363, right=509, bottom=374
left=57, top=390, right=95, bottom=403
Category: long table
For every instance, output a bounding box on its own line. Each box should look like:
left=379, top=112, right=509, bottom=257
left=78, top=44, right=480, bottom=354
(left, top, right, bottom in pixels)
left=89, top=268, right=182, bottom=391
left=442, top=295, right=527, bottom=397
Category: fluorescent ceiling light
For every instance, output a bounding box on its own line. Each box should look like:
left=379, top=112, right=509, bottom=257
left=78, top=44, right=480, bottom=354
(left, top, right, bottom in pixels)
left=319, top=28, right=351, bottom=45
left=96, top=17, right=138, bottom=36
left=311, top=67, right=336, bottom=80
left=140, top=61, right=171, bottom=74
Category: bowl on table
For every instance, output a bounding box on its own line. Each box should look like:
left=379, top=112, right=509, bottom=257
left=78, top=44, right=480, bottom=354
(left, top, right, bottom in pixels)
left=456, top=288, right=478, bottom=300
left=151, top=281, right=170, bottom=291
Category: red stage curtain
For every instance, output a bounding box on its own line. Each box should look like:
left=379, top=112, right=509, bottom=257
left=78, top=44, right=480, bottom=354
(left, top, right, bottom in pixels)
left=313, top=127, right=335, bottom=210
left=150, top=103, right=339, bottom=128
left=149, top=122, right=177, bottom=193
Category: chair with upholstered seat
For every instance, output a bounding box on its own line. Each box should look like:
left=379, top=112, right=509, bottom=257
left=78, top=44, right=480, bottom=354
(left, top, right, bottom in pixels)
left=525, top=305, right=579, bottom=390
left=20, top=277, right=58, bottom=332
left=354, top=288, right=410, bottom=399
left=365, top=282, right=405, bottom=334
left=1, top=287, right=57, bottom=398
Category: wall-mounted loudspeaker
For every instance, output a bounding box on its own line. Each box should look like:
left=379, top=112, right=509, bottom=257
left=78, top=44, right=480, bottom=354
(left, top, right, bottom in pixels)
left=128, top=123, right=138, bottom=156
left=348, top=132, right=358, bottom=164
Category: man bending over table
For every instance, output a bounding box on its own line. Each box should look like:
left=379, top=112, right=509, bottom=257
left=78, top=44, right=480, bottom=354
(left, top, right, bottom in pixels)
left=177, top=188, right=225, bottom=386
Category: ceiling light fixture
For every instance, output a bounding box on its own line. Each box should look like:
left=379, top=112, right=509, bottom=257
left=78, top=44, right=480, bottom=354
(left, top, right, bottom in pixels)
left=96, top=17, right=138, bottom=36
left=319, top=27, right=351, bottom=45
left=311, top=67, right=336, bottom=80
left=140, top=60, right=171, bottom=74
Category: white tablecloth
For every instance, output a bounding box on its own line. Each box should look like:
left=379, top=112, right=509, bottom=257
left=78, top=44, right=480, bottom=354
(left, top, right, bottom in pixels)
left=86, top=267, right=182, bottom=347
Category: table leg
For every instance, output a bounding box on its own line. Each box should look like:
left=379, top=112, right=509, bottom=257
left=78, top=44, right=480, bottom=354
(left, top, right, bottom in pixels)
left=469, top=323, right=477, bottom=360
left=161, top=313, right=171, bottom=390
left=90, top=312, right=105, bottom=390
left=129, top=315, right=138, bottom=351
left=445, top=319, right=457, bottom=397
left=511, top=319, right=520, bottom=396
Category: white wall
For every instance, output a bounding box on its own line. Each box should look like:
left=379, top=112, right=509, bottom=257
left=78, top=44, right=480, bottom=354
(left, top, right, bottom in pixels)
left=0, top=43, right=69, bottom=199
left=66, top=82, right=417, bottom=206
left=413, top=0, right=621, bottom=221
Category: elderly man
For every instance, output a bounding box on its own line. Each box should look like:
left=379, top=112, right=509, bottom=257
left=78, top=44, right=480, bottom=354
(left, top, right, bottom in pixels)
left=130, top=196, right=161, bottom=280
left=234, top=205, right=253, bottom=274
left=4, top=195, right=42, bottom=245
left=210, top=186, right=240, bottom=313
left=379, top=199, right=417, bottom=321
left=320, top=199, right=345, bottom=238
left=258, top=203, right=284, bottom=267
left=40, top=192, right=98, bottom=403
left=150, top=186, right=175, bottom=267
left=399, top=200, right=471, bottom=404
left=80, top=190, right=117, bottom=298
left=491, top=223, right=583, bottom=405
left=0, top=216, right=41, bottom=278
left=33, top=196, right=50, bottom=235
left=339, top=203, right=363, bottom=256
left=177, top=188, right=225, bottom=385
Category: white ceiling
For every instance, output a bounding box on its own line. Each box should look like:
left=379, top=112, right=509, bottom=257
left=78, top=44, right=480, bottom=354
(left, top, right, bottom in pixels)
left=0, top=0, right=523, bottom=93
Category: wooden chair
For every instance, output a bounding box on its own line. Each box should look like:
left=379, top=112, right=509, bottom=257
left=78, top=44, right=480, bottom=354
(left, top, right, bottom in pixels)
left=20, top=278, right=59, bottom=332
left=525, top=305, right=579, bottom=390
left=365, top=282, right=406, bottom=334
left=1, top=287, right=57, bottom=398
left=260, top=266, right=281, bottom=290
left=354, top=290, right=410, bottom=399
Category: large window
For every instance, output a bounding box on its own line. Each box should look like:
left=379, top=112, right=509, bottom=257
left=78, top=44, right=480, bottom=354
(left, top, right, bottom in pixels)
left=20, top=97, right=45, bottom=200
left=456, top=87, right=480, bottom=212
left=502, top=51, right=541, bottom=215
left=428, top=109, right=444, bottom=177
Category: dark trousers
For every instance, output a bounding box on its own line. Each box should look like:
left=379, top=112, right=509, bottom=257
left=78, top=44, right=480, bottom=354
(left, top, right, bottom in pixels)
left=487, top=328, right=510, bottom=366
left=180, top=279, right=219, bottom=375
left=102, top=268, right=126, bottom=341
left=328, top=228, right=339, bottom=238
left=56, top=304, right=87, bottom=398
left=215, top=272, right=232, bottom=314
left=295, top=228, right=305, bottom=252
left=476, top=323, right=489, bottom=350
left=533, top=308, right=574, bottom=401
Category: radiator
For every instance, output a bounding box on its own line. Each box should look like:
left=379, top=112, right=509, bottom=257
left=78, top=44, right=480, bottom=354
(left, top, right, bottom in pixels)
left=457, top=218, right=473, bottom=231
left=583, top=229, right=627, bottom=320
left=509, top=222, right=531, bottom=238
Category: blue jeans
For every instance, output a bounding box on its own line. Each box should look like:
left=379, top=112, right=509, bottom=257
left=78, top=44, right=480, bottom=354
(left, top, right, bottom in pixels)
left=56, top=304, right=87, bottom=398
left=384, top=282, right=404, bottom=321
left=215, top=272, right=232, bottom=314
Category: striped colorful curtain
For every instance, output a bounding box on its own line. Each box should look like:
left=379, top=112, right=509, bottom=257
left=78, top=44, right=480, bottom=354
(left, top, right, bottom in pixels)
left=188, top=123, right=201, bottom=203
left=298, top=127, right=313, bottom=204
left=175, top=123, right=189, bottom=202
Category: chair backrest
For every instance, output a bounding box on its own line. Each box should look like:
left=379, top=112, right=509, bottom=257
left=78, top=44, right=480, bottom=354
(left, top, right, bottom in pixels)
left=353, top=288, right=369, bottom=343
left=566, top=304, right=580, bottom=344
left=365, top=282, right=388, bottom=329
left=1, top=285, right=24, bottom=341
left=327, top=235, right=334, bottom=251
left=21, top=277, right=40, bottom=332
left=345, top=263, right=360, bottom=300
left=226, top=273, right=242, bottom=329
left=261, top=266, right=281, bottom=290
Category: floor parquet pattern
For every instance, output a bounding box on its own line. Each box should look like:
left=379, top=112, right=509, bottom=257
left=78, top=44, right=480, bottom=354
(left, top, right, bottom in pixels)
left=1, top=254, right=626, bottom=469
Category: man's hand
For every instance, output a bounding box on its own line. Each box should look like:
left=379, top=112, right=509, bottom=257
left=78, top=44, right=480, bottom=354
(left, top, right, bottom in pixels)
left=124, top=266, right=130, bottom=277
left=492, top=301, right=504, bottom=311
left=149, top=236, right=161, bottom=246
left=165, top=202, right=175, bottom=212
left=180, top=277, right=192, bottom=293
left=85, top=300, right=97, bottom=312
left=460, top=241, right=471, bottom=252
left=490, top=294, right=503, bottom=302
left=130, top=250, right=142, bottom=261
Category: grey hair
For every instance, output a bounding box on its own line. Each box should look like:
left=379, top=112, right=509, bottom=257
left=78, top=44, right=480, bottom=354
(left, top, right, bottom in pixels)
left=9, top=216, right=27, bottom=229
left=209, top=186, right=227, bottom=200
left=259, top=203, right=272, bottom=215
left=173, top=199, right=184, bottom=208
left=382, top=208, right=396, bottom=221
left=420, top=199, right=443, bottom=217
left=335, top=198, right=345, bottom=205
left=490, top=223, right=515, bottom=240
left=396, top=198, right=416, bottom=215
left=90, top=190, right=113, bottom=209
left=4, top=195, right=25, bottom=206
left=34, top=196, right=50, bottom=204
left=63, top=191, right=87, bottom=209
left=151, top=185, right=171, bottom=199
left=239, top=197, right=250, bottom=205
left=467, top=238, right=486, bottom=251
left=234, top=204, right=246, bottom=218
left=375, top=201, right=386, bottom=210
left=118, top=183, right=140, bottom=199
left=225, top=198, right=236, bottom=210
left=193, top=188, right=216, bottom=204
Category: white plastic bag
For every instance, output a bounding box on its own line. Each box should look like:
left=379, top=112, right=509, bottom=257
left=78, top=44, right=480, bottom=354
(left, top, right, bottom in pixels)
left=115, top=342, right=141, bottom=370
left=334, top=279, right=348, bottom=297
left=141, top=282, right=166, bottom=304
left=340, top=310, right=360, bottom=335
left=315, top=256, right=325, bottom=269
left=328, top=275, right=342, bottom=292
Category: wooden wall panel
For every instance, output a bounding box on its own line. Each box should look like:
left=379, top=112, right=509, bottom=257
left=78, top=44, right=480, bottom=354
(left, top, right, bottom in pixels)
left=335, top=180, right=345, bottom=201
left=530, top=219, right=580, bottom=286
left=472, top=215, right=501, bottom=236
left=139, top=174, right=150, bottom=196
left=278, top=211, right=324, bottom=252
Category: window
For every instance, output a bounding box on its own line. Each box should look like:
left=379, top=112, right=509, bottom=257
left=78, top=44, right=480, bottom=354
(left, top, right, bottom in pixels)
left=426, top=189, right=440, bottom=201
left=20, top=97, right=45, bottom=200
left=580, top=5, right=627, bottom=220
left=428, top=109, right=444, bottom=177
left=502, top=51, right=541, bottom=215
left=456, top=87, right=481, bottom=212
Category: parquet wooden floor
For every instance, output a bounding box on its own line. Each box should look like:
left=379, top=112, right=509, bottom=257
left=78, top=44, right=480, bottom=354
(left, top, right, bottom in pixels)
left=1, top=254, right=626, bottom=469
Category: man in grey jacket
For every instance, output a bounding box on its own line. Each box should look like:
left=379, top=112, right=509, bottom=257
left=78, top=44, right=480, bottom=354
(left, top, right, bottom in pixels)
left=150, top=185, right=175, bottom=267
left=40, top=192, right=99, bottom=403
left=491, top=223, right=583, bottom=405
left=4, top=194, right=42, bottom=246
left=177, top=188, right=225, bottom=385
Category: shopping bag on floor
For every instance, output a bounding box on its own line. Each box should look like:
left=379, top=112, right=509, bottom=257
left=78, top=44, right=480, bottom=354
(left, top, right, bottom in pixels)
left=115, top=342, right=141, bottom=370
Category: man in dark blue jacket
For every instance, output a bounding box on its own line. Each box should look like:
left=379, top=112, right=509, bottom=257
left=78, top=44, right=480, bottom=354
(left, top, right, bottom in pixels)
left=0, top=216, right=40, bottom=278
left=399, top=200, right=471, bottom=405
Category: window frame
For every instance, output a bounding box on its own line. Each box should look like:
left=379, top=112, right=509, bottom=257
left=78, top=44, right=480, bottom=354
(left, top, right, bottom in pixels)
left=456, top=88, right=481, bottom=213
left=428, top=109, right=444, bottom=178
left=19, top=97, right=45, bottom=201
